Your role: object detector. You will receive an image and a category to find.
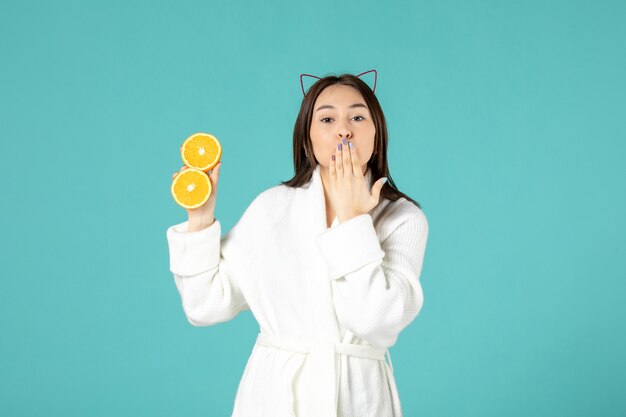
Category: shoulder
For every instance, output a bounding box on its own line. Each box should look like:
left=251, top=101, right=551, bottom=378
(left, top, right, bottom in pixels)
left=241, top=183, right=292, bottom=223
left=396, top=198, right=428, bottom=226
left=249, top=183, right=291, bottom=209
left=375, top=197, right=428, bottom=240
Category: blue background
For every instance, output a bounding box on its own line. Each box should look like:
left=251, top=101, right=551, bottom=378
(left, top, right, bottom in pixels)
left=1, top=0, right=625, bottom=416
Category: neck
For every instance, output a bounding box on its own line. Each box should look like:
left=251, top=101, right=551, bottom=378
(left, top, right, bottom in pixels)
left=319, top=165, right=332, bottom=211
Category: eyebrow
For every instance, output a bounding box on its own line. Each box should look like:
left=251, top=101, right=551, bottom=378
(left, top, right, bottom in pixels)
left=315, top=103, right=368, bottom=112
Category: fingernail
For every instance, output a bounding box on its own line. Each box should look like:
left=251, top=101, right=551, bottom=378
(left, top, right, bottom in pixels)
left=338, top=143, right=342, bottom=151
left=349, top=142, right=353, bottom=149
left=382, top=177, right=388, bottom=185
left=342, top=138, right=347, bottom=145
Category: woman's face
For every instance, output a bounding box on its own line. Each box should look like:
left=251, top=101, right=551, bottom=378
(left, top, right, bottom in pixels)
left=309, top=84, right=376, bottom=174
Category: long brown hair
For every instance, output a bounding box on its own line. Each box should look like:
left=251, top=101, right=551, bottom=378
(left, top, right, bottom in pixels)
left=280, top=72, right=422, bottom=209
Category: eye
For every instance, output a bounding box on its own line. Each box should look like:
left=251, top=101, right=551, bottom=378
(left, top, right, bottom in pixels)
left=320, top=116, right=365, bottom=123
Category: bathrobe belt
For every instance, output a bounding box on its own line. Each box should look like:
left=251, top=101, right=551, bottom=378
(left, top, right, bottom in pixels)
left=255, top=332, right=395, bottom=417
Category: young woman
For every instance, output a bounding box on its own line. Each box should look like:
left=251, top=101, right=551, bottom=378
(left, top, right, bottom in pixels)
left=167, top=70, right=429, bottom=417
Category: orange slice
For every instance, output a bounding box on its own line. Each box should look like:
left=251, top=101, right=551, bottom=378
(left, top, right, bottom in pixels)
left=171, top=168, right=212, bottom=209
left=181, top=132, right=222, bottom=172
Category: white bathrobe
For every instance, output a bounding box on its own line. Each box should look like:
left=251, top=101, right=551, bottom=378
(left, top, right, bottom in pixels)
left=166, top=164, right=429, bottom=417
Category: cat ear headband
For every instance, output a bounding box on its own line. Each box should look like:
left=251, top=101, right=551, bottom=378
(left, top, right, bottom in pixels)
left=299, top=69, right=378, bottom=96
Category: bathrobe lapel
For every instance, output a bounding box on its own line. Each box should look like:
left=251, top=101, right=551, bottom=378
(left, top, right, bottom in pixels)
left=301, top=164, right=375, bottom=338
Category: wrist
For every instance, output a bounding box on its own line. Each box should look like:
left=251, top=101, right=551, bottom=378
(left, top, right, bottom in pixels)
left=337, top=211, right=363, bottom=224
left=188, top=217, right=215, bottom=232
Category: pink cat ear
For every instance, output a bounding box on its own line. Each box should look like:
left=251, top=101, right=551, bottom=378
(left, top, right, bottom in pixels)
left=300, top=73, right=322, bottom=96
left=356, top=69, right=378, bottom=94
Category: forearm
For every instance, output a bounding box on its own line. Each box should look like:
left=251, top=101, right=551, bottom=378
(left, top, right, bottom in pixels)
left=167, top=218, right=249, bottom=326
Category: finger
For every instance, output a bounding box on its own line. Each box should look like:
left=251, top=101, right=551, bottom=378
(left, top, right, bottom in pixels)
left=329, top=150, right=336, bottom=181
left=342, top=138, right=351, bottom=175
left=348, top=140, right=361, bottom=177
left=210, top=162, right=222, bottom=179
left=336, top=142, right=344, bottom=177
left=207, top=164, right=215, bottom=183
left=174, top=165, right=187, bottom=178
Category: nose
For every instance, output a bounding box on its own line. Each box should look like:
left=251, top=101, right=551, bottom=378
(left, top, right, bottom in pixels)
left=337, top=128, right=351, bottom=141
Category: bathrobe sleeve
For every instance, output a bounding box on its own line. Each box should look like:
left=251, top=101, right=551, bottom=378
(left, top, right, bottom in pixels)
left=166, top=196, right=265, bottom=326
left=314, top=205, right=429, bottom=348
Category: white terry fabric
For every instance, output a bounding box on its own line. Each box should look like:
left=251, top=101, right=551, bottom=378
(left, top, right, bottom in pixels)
left=166, top=164, right=429, bottom=417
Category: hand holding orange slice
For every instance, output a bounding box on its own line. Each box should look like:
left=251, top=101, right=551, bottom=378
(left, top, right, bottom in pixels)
left=171, top=132, right=222, bottom=210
